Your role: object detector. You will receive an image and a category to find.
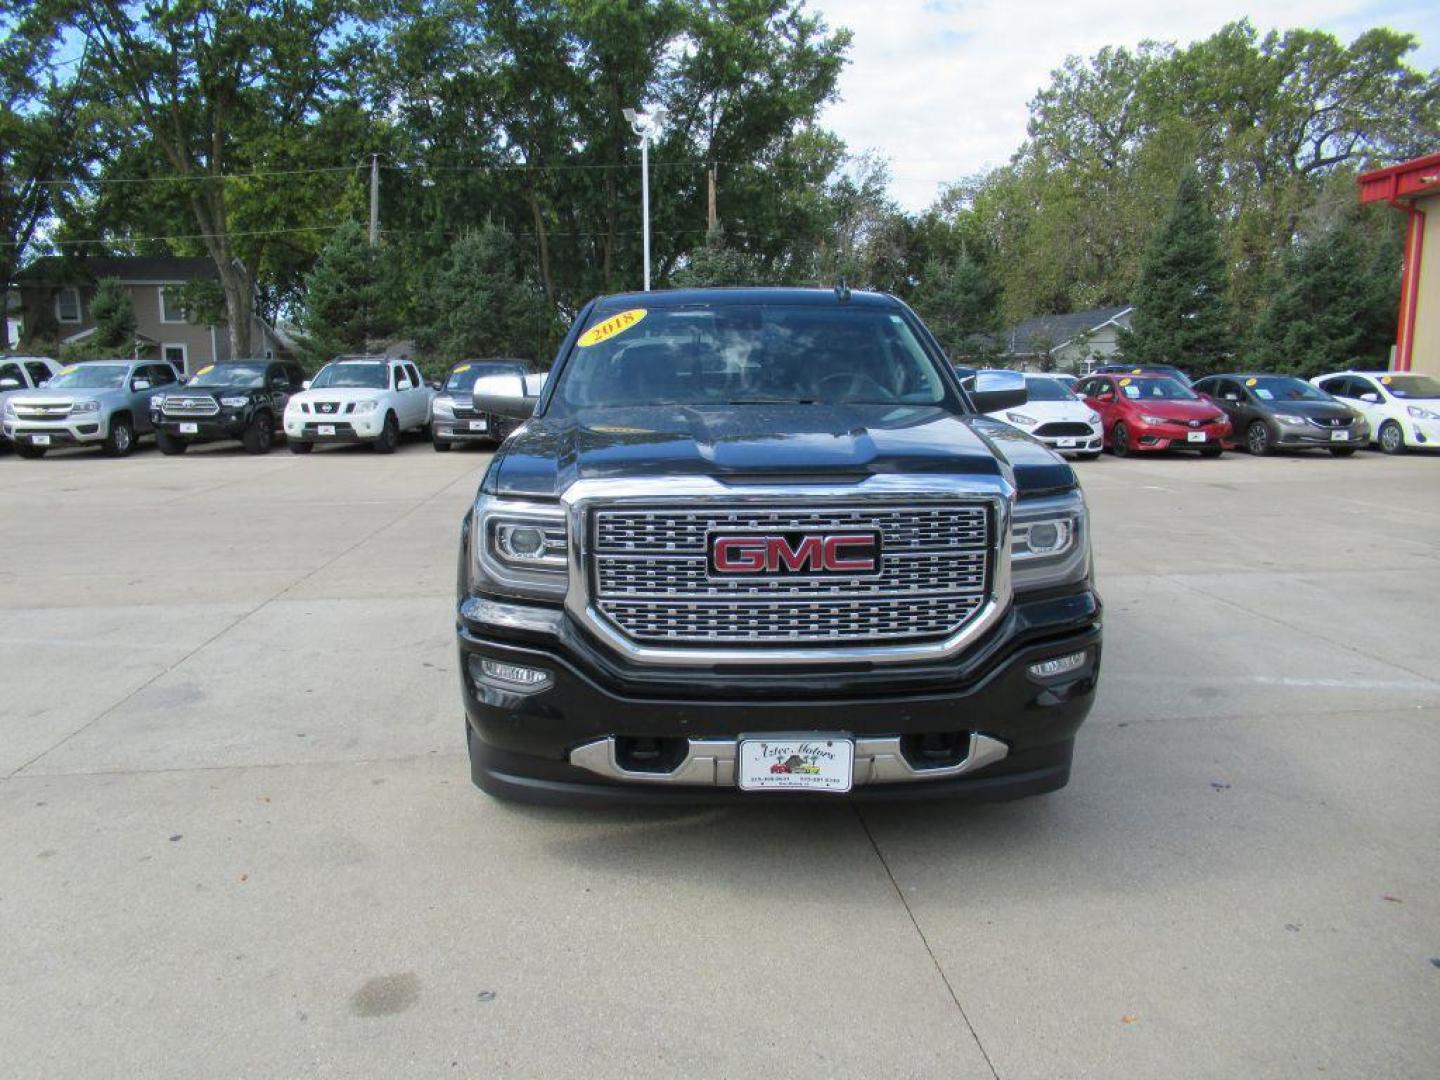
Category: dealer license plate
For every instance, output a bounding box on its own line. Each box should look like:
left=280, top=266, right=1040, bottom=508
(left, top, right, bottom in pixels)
left=1187, top=431, right=1206, bottom=443
left=179, top=422, right=198, bottom=434
left=1055, top=437, right=1077, bottom=448
left=1330, top=430, right=1348, bottom=441
left=737, top=736, right=854, bottom=793
left=468, top=420, right=488, bottom=432
left=31, top=434, right=51, bottom=446
left=317, top=424, right=336, bottom=436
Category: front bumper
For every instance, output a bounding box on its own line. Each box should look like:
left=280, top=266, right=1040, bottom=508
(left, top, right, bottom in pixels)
left=2, top=416, right=106, bottom=446
left=1128, top=421, right=1230, bottom=450
left=1404, top=417, right=1440, bottom=447
left=1273, top=423, right=1368, bottom=448
left=434, top=415, right=502, bottom=443
left=283, top=414, right=385, bottom=442
left=153, top=414, right=249, bottom=441
left=1033, top=430, right=1102, bottom=455
left=457, top=587, right=1101, bottom=805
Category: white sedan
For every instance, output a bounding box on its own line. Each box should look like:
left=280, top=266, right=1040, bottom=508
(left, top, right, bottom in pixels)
left=1310, top=371, right=1440, bottom=454
left=984, top=372, right=1103, bottom=458
left=284, top=356, right=435, bottom=454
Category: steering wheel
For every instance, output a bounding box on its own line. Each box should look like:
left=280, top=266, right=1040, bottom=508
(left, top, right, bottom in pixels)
left=817, top=372, right=895, bottom=402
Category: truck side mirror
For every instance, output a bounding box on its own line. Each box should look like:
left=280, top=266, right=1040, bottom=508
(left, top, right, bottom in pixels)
left=0, top=377, right=19, bottom=390
left=302, top=380, right=312, bottom=390
left=970, top=370, right=1027, bottom=414
left=132, top=378, right=152, bottom=391
left=474, top=373, right=538, bottom=419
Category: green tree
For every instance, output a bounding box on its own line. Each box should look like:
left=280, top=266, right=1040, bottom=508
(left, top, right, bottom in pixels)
left=90, top=276, right=136, bottom=350
left=1247, top=208, right=1402, bottom=375
left=413, top=223, right=558, bottom=366
left=298, top=222, right=391, bottom=364
left=1123, top=171, right=1234, bottom=373
left=909, top=254, right=1001, bottom=358
left=673, top=224, right=768, bottom=286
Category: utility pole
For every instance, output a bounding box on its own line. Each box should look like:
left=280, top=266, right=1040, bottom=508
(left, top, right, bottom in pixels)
left=707, top=164, right=717, bottom=232
left=368, top=154, right=380, bottom=247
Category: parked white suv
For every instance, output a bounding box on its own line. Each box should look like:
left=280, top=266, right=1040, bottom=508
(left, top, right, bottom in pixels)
left=983, top=371, right=1104, bottom=458
left=284, top=356, right=435, bottom=454
left=0, top=357, right=62, bottom=447
left=1310, top=371, right=1440, bottom=454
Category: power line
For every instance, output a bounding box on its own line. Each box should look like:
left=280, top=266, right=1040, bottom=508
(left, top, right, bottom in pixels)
left=3, top=223, right=722, bottom=249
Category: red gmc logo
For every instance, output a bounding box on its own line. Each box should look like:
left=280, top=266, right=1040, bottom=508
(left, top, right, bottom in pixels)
left=707, top=531, right=881, bottom=576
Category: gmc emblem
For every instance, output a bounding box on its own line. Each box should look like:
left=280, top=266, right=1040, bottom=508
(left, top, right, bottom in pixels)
left=707, top=531, right=881, bottom=577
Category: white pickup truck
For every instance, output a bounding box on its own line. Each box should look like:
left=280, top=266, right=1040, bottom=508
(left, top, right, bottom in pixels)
left=283, top=356, right=436, bottom=454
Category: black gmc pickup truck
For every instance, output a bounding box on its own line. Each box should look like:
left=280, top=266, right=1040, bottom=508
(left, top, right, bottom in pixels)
left=456, top=288, right=1101, bottom=804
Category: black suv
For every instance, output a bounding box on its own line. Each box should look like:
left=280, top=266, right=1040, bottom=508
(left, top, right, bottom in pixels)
left=456, top=288, right=1101, bottom=805
left=152, top=360, right=305, bottom=455
left=432, top=359, right=531, bottom=451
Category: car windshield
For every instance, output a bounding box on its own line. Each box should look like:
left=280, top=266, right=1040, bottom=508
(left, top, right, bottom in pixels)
left=1121, top=377, right=1196, bottom=401
left=445, top=363, right=525, bottom=392
left=42, top=363, right=129, bottom=390
left=188, top=363, right=266, bottom=388
left=1024, top=377, right=1076, bottom=402
left=1245, top=376, right=1328, bottom=402
left=554, top=304, right=949, bottom=410
left=310, top=362, right=388, bottom=390
left=1379, top=374, right=1440, bottom=399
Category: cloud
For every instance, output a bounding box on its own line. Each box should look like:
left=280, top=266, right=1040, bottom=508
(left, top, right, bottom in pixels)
left=807, top=0, right=1439, bottom=211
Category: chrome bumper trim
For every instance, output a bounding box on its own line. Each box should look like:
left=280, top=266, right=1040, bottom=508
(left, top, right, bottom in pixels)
left=460, top=597, right=565, bottom=635
left=568, top=732, right=1009, bottom=787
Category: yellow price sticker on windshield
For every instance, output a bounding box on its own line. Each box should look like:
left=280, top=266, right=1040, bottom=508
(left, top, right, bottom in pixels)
left=1245, top=377, right=1258, bottom=386
left=453, top=364, right=471, bottom=374
left=196, top=364, right=214, bottom=376
left=60, top=365, right=78, bottom=375
left=577, top=308, right=646, bottom=347
left=1380, top=375, right=1392, bottom=384
left=1119, top=377, right=1132, bottom=386
left=1131, top=368, right=1142, bottom=374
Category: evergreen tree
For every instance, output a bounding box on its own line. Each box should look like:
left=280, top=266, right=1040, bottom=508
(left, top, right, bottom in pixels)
left=90, top=277, right=137, bottom=352
left=1247, top=210, right=1403, bottom=375
left=909, top=254, right=1001, bottom=358
left=1121, top=171, right=1234, bottom=375
left=673, top=225, right=768, bottom=287
left=299, top=222, right=391, bottom=364
left=414, top=224, right=558, bottom=366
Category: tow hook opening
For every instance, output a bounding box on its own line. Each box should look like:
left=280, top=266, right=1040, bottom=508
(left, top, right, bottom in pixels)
left=614, top=736, right=689, bottom=774
left=899, top=732, right=971, bottom=771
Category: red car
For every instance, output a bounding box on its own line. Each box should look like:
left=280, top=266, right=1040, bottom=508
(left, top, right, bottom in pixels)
left=1078, top=373, right=1231, bottom=457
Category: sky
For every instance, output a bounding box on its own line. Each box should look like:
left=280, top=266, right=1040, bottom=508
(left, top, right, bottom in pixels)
left=807, top=0, right=1439, bottom=211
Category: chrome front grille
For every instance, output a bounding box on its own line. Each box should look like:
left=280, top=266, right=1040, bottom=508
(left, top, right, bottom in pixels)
left=591, top=503, right=992, bottom=645
left=14, top=401, right=71, bottom=419
left=162, top=395, right=219, bottom=417
left=1306, top=415, right=1353, bottom=428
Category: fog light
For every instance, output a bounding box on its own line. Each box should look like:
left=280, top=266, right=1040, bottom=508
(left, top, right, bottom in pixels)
left=475, top=657, right=552, bottom=693
left=1027, top=651, right=1087, bottom=680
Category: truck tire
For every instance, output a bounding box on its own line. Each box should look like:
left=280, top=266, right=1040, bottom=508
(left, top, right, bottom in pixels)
left=241, top=413, right=273, bottom=455
left=1378, top=420, right=1405, bottom=454
left=15, top=442, right=46, bottom=459
left=288, top=439, right=314, bottom=454
left=433, top=439, right=452, bottom=452
left=103, top=415, right=135, bottom=457
left=374, top=412, right=399, bottom=454
left=157, top=431, right=187, bottom=455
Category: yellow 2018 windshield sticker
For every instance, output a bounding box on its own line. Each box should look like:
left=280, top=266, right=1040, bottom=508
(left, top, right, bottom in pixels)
left=578, top=308, right=646, bottom=347
left=453, top=364, right=471, bottom=374
left=196, top=364, right=214, bottom=376
left=1245, top=377, right=1258, bottom=386
left=1381, top=375, right=1393, bottom=384
left=1119, top=377, right=1132, bottom=386
left=60, top=365, right=78, bottom=375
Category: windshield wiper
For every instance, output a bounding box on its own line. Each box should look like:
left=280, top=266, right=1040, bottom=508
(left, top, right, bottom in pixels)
left=726, top=397, right=818, bottom=405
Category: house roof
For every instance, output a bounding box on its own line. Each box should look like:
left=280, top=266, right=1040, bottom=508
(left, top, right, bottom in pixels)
left=1001, top=305, right=1132, bottom=355
left=18, top=255, right=219, bottom=286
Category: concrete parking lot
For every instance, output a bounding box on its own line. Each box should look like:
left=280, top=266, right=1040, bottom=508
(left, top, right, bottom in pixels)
left=2, top=440, right=1437, bottom=1079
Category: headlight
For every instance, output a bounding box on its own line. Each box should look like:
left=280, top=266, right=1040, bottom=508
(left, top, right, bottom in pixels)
left=3, top=400, right=15, bottom=418
left=433, top=396, right=455, bottom=417
left=352, top=400, right=379, bottom=414
left=72, top=400, right=101, bottom=414
left=1274, top=413, right=1305, bottom=425
left=1407, top=405, right=1440, bottom=421
left=1139, top=413, right=1170, bottom=426
left=1005, top=412, right=1036, bottom=426
left=151, top=395, right=167, bottom=410
left=472, top=496, right=568, bottom=601
left=1087, top=410, right=1101, bottom=424
left=1011, top=489, right=1090, bottom=592
left=219, top=396, right=249, bottom=407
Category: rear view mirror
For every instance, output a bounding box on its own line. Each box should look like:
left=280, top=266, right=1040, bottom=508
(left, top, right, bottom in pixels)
left=474, top=373, right=538, bottom=420
left=970, top=369, right=1027, bottom=414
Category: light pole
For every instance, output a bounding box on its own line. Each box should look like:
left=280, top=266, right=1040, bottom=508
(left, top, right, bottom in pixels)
left=623, top=106, right=667, bottom=292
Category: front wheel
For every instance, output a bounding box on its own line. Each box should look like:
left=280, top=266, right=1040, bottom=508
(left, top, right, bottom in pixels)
left=1076, top=451, right=1103, bottom=460
left=433, top=439, right=452, bottom=452
left=241, top=413, right=274, bottom=455
left=1378, top=420, right=1405, bottom=454
left=373, top=412, right=399, bottom=454
left=1329, top=446, right=1358, bottom=457
left=1110, top=422, right=1132, bottom=457
left=1199, top=446, right=1223, bottom=458
left=103, top=416, right=135, bottom=457
left=288, top=439, right=314, bottom=455
left=157, top=431, right=188, bottom=455
left=1245, top=421, right=1273, bottom=456
left=14, top=442, right=46, bottom=459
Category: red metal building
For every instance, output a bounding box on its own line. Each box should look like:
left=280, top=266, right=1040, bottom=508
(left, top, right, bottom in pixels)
left=1359, top=153, right=1440, bottom=372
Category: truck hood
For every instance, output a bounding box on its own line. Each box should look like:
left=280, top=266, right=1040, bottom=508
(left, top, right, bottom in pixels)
left=4, top=386, right=128, bottom=405
left=290, top=388, right=391, bottom=404
left=487, top=404, right=1075, bottom=499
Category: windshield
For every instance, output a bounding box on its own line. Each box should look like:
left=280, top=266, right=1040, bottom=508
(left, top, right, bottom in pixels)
left=554, top=304, right=949, bottom=410
left=310, top=362, right=388, bottom=390
left=1380, top=374, right=1440, bottom=399
left=1245, top=376, right=1328, bottom=403
left=1024, top=377, right=1076, bottom=402
left=1121, top=377, right=1196, bottom=401
left=189, top=363, right=266, bottom=388
left=43, top=364, right=129, bottom=390
left=445, top=362, right=525, bottom=392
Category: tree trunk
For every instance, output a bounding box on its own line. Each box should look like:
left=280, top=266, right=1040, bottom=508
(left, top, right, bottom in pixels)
left=220, top=266, right=254, bottom=358
left=527, top=183, right=555, bottom=304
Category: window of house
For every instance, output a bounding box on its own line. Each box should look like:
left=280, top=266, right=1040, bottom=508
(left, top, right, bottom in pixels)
left=55, top=287, right=81, bottom=323
left=159, top=286, right=186, bottom=323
